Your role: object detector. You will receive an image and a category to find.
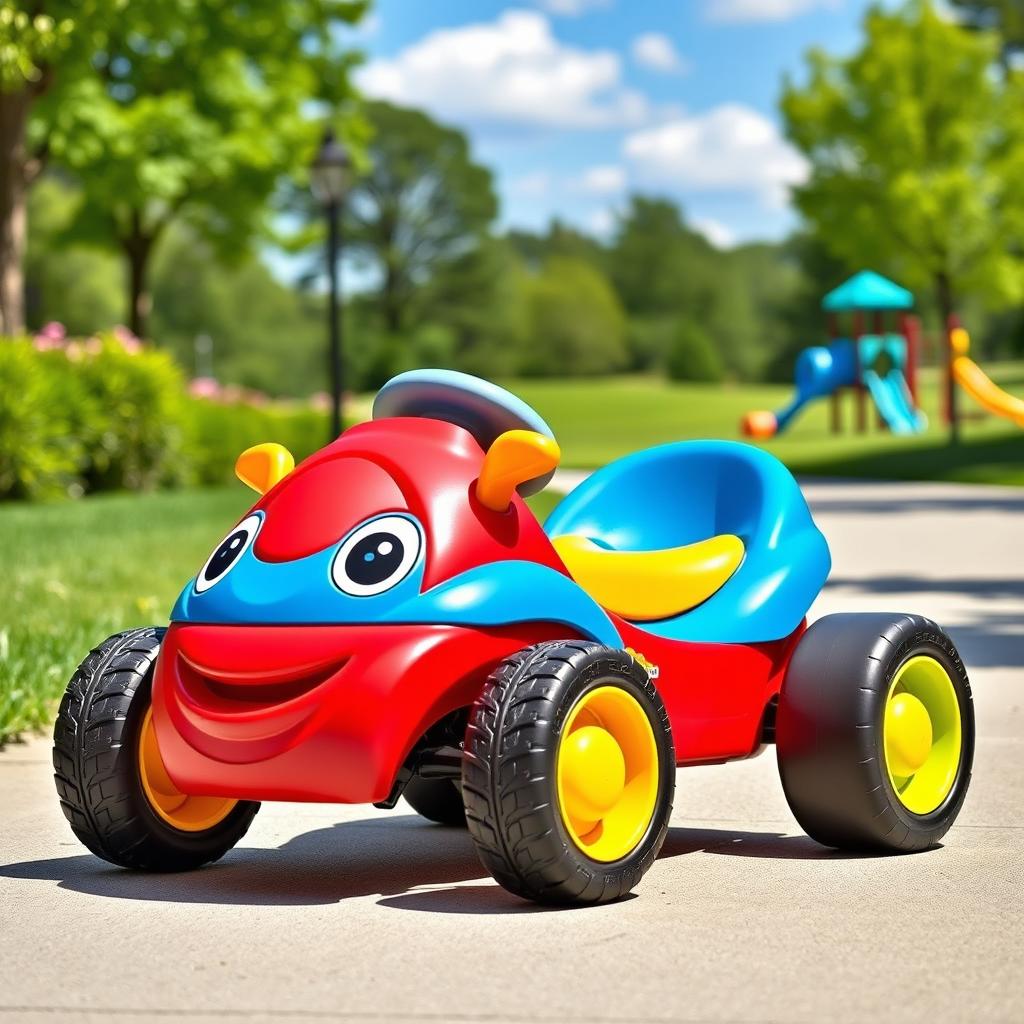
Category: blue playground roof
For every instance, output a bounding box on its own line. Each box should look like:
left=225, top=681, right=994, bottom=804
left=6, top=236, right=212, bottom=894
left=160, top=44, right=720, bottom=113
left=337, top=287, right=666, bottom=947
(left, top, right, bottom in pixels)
left=822, top=271, right=914, bottom=312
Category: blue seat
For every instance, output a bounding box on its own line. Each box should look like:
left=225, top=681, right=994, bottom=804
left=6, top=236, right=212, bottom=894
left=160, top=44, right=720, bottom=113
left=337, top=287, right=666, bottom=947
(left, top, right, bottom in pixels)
left=544, top=441, right=831, bottom=644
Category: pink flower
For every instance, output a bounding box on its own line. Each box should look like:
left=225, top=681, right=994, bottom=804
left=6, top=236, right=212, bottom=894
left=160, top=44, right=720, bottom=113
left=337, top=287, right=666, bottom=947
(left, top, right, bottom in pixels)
left=33, top=335, right=63, bottom=352
left=111, top=325, right=142, bottom=354
left=64, top=341, right=84, bottom=362
left=38, top=321, right=66, bottom=342
left=188, top=376, right=221, bottom=399
left=84, top=337, right=103, bottom=356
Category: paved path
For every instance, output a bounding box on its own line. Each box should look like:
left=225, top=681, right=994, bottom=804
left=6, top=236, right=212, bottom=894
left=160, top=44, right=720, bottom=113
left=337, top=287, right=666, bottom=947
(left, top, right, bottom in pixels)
left=2, top=479, right=1022, bottom=1024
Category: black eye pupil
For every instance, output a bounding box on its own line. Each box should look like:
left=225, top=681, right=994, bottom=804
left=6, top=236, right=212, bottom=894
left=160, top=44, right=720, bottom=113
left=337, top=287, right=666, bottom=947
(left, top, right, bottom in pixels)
left=346, top=532, right=404, bottom=586
left=204, top=529, right=248, bottom=581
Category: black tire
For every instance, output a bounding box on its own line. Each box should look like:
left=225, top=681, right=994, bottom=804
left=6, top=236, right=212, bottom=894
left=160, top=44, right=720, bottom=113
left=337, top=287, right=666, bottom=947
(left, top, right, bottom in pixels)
left=463, top=640, right=674, bottom=905
left=403, top=777, right=467, bottom=826
left=777, top=613, right=974, bottom=852
left=52, top=627, right=259, bottom=871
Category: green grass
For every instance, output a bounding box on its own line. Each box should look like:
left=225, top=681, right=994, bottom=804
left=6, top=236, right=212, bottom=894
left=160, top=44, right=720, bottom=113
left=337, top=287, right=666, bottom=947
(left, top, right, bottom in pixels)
left=0, top=488, right=251, bottom=741
left=3, top=364, right=1023, bottom=741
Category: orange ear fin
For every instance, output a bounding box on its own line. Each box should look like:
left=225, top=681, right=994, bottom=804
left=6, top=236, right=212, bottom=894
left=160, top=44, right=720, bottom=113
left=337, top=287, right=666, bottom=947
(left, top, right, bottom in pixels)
left=476, top=430, right=560, bottom=512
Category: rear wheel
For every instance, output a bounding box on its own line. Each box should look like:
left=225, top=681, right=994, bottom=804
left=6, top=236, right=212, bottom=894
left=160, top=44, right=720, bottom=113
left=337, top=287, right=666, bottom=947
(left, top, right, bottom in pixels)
left=776, top=613, right=974, bottom=852
left=53, top=627, right=259, bottom=871
left=463, top=640, right=674, bottom=904
left=403, top=777, right=466, bottom=826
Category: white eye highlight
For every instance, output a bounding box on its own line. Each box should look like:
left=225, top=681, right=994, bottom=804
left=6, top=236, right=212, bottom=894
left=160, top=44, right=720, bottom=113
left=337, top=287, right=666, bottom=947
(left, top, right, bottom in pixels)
left=330, top=515, right=422, bottom=597
left=195, top=513, right=262, bottom=593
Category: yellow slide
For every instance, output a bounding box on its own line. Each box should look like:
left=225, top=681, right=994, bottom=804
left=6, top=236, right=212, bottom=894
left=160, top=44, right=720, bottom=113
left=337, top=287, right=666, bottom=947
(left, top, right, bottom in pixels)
left=950, top=328, right=1024, bottom=428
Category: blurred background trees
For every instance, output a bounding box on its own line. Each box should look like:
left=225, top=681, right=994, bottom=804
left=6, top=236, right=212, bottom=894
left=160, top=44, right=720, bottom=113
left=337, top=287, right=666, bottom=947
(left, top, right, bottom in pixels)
left=4, top=0, right=1024, bottom=399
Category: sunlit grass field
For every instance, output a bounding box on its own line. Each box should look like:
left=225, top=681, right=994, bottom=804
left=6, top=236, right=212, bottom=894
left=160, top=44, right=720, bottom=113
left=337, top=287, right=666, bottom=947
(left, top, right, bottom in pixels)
left=3, top=363, right=1022, bottom=741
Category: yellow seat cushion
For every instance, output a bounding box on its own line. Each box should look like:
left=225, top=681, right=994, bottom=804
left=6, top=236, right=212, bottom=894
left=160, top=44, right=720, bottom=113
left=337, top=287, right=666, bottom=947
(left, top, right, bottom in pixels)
left=552, top=533, right=745, bottom=621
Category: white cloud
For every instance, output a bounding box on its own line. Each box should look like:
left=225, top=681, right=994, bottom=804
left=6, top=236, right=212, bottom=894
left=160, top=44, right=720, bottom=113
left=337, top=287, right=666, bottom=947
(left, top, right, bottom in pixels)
left=534, top=0, right=613, bottom=15
left=623, top=104, right=808, bottom=208
left=574, top=164, right=627, bottom=195
left=358, top=10, right=647, bottom=131
left=705, top=0, right=840, bottom=22
left=692, top=216, right=737, bottom=249
left=631, top=33, right=690, bottom=75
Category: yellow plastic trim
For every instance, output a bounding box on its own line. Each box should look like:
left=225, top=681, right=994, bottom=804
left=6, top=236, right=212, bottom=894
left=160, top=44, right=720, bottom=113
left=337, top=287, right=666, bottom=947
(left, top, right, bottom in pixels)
left=475, top=430, right=560, bottom=511
left=235, top=442, right=295, bottom=495
left=552, top=533, right=744, bottom=621
left=556, top=685, right=659, bottom=862
left=138, top=707, right=238, bottom=832
left=883, top=656, right=962, bottom=815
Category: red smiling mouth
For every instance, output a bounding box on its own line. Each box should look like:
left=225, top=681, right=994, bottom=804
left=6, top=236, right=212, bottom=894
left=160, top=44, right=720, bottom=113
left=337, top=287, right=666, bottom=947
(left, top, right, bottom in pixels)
left=177, top=651, right=347, bottom=711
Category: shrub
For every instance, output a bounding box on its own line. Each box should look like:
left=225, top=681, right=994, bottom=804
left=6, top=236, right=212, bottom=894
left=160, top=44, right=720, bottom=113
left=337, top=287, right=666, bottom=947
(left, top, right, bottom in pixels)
left=665, top=320, right=725, bottom=383
left=70, top=336, right=190, bottom=492
left=0, top=339, right=82, bottom=499
left=184, top=399, right=328, bottom=486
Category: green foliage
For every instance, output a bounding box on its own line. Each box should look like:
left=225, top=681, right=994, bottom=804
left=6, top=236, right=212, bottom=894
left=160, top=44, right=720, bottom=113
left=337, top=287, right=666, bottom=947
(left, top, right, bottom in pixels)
left=13, top=0, right=368, bottom=334
left=665, top=320, right=725, bottom=383
left=0, top=335, right=186, bottom=499
left=949, top=1, right=1024, bottom=66
left=149, top=225, right=326, bottom=397
left=25, top=177, right=122, bottom=334
left=0, top=333, right=333, bottom=500
left=0, top=340, right=81, bottom=499
left=184, top=399, right=327, bottom=486
left=295, top=100, right=498, bottom=334
left=781, top=1, right=1024, bottom=318
left=520, top=257, right=629, bottom=376
left=71, top=336, right=189, bottom=492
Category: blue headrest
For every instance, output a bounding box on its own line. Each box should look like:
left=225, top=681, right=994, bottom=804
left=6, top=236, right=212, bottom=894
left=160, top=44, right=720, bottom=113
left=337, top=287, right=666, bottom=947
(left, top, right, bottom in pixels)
left=373, top=369, right=556, bottom=496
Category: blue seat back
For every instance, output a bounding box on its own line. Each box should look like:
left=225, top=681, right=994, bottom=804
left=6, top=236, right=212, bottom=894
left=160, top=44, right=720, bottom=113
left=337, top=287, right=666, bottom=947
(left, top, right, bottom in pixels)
left=544, top=440, right=831, bottom=644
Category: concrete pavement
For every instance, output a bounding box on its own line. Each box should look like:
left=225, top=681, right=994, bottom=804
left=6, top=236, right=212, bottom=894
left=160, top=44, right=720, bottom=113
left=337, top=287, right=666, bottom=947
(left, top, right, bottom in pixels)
left=1, top=478, right=1022, bottom=1023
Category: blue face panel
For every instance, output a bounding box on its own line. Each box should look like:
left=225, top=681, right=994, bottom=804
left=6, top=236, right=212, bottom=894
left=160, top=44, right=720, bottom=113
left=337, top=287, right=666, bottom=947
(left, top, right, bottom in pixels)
left=171, top=512, right=621, bottom=648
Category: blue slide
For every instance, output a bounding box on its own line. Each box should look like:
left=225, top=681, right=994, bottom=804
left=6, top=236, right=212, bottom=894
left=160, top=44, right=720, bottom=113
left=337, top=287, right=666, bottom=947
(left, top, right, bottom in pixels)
left=862, top=366, right=926, bottom=434
left=743, top=334, right=925, bottom=438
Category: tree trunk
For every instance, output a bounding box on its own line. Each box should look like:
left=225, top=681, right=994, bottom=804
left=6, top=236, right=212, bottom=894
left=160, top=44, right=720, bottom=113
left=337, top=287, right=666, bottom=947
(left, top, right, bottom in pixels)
left=382, top=259, right=402, bottom=334
left=0, top=89, right=31, bottom=336
left=935, top=270, right=959, bottom=445
left=124, top=218, right=153, bottom=339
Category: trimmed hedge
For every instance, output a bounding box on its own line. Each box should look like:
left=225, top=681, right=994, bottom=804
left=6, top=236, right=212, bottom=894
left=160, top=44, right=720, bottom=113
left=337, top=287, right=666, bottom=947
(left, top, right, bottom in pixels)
left=0, top=335, right=328, bottom=501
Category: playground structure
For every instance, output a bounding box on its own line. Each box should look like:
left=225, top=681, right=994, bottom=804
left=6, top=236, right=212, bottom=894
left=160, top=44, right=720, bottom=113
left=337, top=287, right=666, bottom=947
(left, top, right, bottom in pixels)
left=743, top=270, right=1024, bottom=440
left=743, top=271, right=925, bottom=439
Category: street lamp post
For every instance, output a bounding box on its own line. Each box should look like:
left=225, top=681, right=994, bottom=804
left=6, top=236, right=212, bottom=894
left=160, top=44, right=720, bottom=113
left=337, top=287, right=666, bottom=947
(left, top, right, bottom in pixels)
left=310, top=129, right=352, bottom=439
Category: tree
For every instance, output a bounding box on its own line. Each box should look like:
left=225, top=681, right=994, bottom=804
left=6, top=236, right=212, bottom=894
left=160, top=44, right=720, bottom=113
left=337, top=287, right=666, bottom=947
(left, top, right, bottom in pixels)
left=520, top=257, right=628, bottom=376
left=949, top=1, right=1024, bottom=71
left=666, top=320, right=724, bottom=383
left=608, top=196, right=719, bottom=319
left=0, top=1, right=366, bottom=337
left=781, top=1, right=1024, bottom=339
left=336, top=101, right=498, bottom=334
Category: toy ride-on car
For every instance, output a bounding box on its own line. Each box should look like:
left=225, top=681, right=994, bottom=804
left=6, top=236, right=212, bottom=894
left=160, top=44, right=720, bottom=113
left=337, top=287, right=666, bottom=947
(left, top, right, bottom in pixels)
left=53, top=370, right=974, bottom=904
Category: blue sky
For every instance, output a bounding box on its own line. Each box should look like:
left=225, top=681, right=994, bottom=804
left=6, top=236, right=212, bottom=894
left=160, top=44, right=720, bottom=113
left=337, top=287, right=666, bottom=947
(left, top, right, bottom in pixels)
left=349, top=0, right=875, bottom=248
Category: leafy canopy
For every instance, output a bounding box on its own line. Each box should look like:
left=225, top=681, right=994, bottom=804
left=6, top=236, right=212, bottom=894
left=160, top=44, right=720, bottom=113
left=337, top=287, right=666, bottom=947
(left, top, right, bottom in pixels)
left=781, top=0, right=1024, bottom=309
left=14, top=2, right=366, bottom=261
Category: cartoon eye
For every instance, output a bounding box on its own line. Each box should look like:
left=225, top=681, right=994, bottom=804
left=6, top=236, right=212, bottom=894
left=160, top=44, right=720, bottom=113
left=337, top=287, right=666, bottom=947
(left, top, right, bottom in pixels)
left=331, top=515, right=422, bottom=597
left=195, top=513, right=263, bottom=593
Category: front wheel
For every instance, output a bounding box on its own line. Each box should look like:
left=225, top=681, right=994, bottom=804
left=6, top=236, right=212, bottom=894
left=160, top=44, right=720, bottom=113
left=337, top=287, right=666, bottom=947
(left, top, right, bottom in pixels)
left=53, top=627, right=259, bottom=871
left=777, top=613, right=974, bottom=853
left=463, top=640, right=675, bottom=905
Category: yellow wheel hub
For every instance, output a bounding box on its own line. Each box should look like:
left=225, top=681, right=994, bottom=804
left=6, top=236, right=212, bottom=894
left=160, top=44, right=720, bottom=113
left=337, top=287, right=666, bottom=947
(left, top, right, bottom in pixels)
left=883, top=656, right=962, bottom=815
left=556, top=686, right=659, bottom=862
left=138, top=707, right=237, bottom=832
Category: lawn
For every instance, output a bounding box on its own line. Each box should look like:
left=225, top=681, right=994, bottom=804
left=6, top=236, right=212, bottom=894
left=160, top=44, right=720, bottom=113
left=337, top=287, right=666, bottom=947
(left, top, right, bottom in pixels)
left=3, top=364, right=1023, bottom=741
